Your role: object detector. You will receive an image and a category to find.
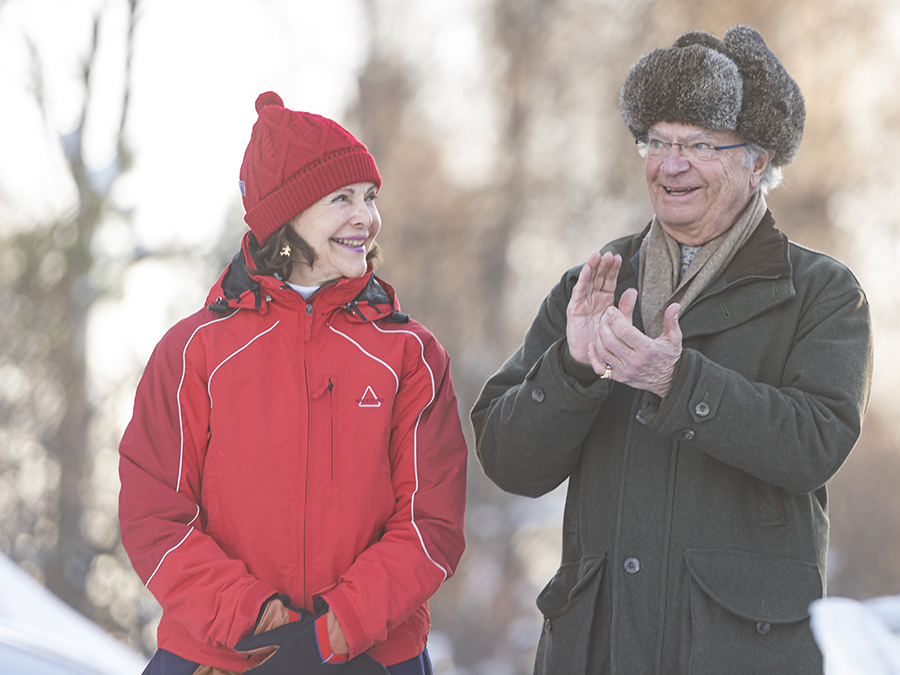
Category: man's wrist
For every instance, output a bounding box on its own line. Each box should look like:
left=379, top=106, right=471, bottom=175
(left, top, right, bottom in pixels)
left=561, top=340, right=601, bottom=386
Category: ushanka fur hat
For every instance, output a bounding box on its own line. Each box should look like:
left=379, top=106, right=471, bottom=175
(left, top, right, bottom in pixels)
left=620, top=25, right=805, bottom=166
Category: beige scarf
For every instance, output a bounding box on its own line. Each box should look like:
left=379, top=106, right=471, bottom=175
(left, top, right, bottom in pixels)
left=638, top=190, right=767, bottom=338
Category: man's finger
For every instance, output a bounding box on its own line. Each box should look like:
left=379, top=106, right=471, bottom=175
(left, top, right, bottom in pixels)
left=587, top=342, right=615, bottom=379
left=661, top=303, right=682, bottom=343
left=617, top=287, right=638, bottom=325
left=597, top=253, right=622, bottom=290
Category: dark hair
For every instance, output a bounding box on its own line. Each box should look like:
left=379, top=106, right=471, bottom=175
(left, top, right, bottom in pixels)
left=252, top=222, right=382, bottom=281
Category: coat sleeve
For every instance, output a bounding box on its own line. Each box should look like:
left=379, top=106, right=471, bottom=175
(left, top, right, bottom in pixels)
left=471, top=266, right=616, bottom=498
left=647, top=263, right=874, bottom=495
left=318, top=325, right=468, bottom=658
left=118, top=315, right=278, bottom=649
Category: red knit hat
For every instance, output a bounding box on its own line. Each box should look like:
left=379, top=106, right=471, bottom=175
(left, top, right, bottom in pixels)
left=239, top=91, right=382, bottom=245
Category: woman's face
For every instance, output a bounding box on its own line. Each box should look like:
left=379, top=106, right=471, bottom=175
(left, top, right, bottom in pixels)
left=287, top=182, right=381, bottom=286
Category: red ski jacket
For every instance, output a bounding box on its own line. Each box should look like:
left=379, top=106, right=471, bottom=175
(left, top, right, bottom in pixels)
left=119, top=235, right=467, bottom=670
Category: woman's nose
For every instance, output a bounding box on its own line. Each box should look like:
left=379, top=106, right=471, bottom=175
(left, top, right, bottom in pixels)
left=349, top=199, right=373, bottom=226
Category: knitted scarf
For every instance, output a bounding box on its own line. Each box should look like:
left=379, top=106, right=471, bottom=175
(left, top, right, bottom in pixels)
left=638, top=190, right=767, bottom=338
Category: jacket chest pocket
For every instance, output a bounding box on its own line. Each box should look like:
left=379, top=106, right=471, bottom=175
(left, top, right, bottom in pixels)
left=316, top=375, right=394, bottom=492
left=310, top=378, right=335, bottom=484
left=685, top=548, right=823, bottom=674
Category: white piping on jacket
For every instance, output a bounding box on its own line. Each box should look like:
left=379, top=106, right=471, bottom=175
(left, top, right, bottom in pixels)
left=176, top=311, right=241, bottom=493
left=207, top=321, right=281, bottom=408
left=371, top=322, right=448, bottom=583
left=328, top=325, right=401, bottom=393
left=148, top=310, right=242, bottom=588
left=145, top=505, right=200, bottom=588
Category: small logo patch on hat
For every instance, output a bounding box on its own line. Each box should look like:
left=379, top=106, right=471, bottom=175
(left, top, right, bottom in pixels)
left=239, top=180, right=246, bottom=196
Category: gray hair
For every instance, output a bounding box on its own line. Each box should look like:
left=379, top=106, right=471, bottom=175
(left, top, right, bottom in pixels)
left=742, top=142, right=783, bottom=195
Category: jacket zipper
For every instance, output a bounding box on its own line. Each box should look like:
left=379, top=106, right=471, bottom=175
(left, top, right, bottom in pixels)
left=302, top=301, right=313, bottom=604
left=328, top=380, right=335, bottom=483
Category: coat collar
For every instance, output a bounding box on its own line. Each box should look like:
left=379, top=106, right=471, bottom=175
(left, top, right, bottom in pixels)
left=613, top=210, right=791, bottom=288
left=598, top=210, right=795, bottom=338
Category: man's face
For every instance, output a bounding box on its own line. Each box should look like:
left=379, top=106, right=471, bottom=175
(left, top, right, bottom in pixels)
left=645, top=121, right=770, bottom=245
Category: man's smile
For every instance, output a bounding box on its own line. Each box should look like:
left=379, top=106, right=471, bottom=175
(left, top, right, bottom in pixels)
left=663, top=186, right=699, bottom=196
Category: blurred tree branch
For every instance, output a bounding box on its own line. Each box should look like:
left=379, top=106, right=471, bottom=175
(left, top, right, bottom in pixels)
left=0, top=0, right=141, bottom=632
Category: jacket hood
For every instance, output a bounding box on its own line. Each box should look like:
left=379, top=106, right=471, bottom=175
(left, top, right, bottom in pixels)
left=205, top=232, right=407, bottom=324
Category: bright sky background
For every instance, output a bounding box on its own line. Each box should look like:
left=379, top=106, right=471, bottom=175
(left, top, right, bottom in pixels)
left=3, top=0, right=899, bottom=431
left=0, top=0, right=500, bottom=400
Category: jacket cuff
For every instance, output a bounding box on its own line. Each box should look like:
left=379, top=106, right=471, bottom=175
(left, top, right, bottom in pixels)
left=559, top=340, right=601, bottom=387
left=230, top=581, right=284, bottom=648
left=250, top=593, right=281, bottom=636
left=317, top=586, right=370, bottom=659
left=315, top=614, right=349, bottom=664
left=639, top=350, right=691, bottom=429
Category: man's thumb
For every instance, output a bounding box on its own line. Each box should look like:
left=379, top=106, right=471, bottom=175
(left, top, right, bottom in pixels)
left=662, top=303, right=681, bottom=340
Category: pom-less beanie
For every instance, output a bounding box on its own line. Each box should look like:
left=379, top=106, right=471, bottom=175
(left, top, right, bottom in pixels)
left=620, top=25, right=805, bottom=167
left=239, top=91, right=382, bottom=246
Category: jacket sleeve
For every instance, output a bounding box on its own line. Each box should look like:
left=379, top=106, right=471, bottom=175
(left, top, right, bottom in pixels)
left=471, top=266, right=616, bottom=498
left=647, top=266, right=874, bottom=495
left=118, top=316, right=278, bottom=649
left=319, top=325, right=468, bottom=658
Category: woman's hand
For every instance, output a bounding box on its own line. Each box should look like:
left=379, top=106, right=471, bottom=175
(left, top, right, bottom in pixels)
left=326, top=609, right=349, bottom=655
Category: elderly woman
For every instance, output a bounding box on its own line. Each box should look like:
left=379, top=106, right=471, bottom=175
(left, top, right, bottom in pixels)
left=119, top=92, right=467, bottom=675
left=473, top=26, right=872, bottom=674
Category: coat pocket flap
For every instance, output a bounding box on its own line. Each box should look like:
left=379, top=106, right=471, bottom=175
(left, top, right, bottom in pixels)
left=537, top=555, right=606, bottom=619
left=685, top=548, right=822, bottom=624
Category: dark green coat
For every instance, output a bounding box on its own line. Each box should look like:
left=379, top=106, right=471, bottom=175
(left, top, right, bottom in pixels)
left=471, top=212, right=873, bottom=675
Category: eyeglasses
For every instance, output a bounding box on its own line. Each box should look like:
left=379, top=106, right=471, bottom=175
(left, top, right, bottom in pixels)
left=636, top=135, right=748, bottom=162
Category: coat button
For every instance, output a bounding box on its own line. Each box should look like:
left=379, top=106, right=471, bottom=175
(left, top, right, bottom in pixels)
left=532, top=388, right=545, bottom=403
left=624, top=557, right=641, bottom=574
left=543, top=619, right=552, bottom=634
left=681, top=429, right=695, bottom=440
left=695, top=402, right=710, bottom=417
left=756, top=621, right=771, bottom=635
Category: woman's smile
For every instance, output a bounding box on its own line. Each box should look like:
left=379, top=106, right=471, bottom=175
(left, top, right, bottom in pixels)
left=287, top=182, right=381, bottom=286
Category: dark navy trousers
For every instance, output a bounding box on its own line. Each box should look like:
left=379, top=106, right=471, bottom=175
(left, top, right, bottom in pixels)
left=142, top=648, right=433, bottom=675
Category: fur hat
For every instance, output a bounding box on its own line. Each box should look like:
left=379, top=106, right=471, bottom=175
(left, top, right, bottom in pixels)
left=239, top=92, right=382, bottom=246
left=620, top=25, right=805, bottom=166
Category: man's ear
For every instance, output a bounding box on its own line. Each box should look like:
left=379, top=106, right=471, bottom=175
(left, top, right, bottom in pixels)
left=750, top=148, right=776, bottom=188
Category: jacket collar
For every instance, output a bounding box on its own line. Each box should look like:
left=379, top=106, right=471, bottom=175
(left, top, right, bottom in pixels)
left=206, top=233, right=406, bottom=323
left=600, top=210, right=794, bottom=338
left=615, top=210, right=791, bottom=288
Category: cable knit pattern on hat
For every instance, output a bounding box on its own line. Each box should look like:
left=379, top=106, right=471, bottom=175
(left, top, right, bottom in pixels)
left=239, top=92, right=381, bottom=245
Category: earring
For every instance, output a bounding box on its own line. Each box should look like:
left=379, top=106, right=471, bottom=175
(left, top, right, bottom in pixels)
left=280, top=244, right=291, bottom=257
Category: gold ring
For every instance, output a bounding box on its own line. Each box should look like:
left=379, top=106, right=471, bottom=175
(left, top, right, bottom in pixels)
left=601, top=363, right=613, bottom=380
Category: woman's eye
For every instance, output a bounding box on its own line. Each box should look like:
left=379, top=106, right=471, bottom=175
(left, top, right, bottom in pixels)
left=692, top=142, right=713, bottom=151
left=649, top=138, right=665, bottom=149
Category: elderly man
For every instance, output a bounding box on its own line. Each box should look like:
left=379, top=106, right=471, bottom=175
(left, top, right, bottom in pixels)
left=471, top=25, right=873, bottom=674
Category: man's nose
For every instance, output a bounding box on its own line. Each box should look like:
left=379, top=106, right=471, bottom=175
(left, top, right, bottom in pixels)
left=659, top=144, right=691, bottom=173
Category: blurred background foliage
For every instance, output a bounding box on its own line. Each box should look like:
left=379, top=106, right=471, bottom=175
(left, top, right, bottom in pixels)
left=1, top=0, right=899, bottom=673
